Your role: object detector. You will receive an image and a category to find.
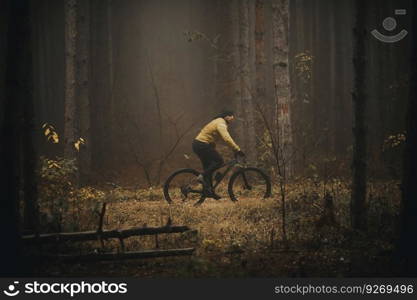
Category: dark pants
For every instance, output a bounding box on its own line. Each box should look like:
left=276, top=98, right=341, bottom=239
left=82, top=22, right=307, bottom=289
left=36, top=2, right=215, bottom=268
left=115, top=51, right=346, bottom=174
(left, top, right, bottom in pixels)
left=192, top=139, right=224, bottom=186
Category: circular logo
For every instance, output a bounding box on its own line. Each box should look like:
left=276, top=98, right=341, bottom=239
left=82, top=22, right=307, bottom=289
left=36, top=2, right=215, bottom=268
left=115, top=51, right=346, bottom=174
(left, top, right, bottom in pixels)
left=382, top=17, right=397, bottom=31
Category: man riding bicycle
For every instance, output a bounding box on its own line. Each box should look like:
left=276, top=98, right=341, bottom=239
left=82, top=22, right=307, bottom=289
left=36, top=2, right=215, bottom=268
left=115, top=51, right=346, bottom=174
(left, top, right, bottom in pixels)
left=192, top=110, right=245, bottom=199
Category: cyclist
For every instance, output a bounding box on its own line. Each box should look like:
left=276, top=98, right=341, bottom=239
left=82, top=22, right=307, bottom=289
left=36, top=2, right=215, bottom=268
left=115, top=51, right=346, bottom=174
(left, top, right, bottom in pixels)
left=192, top=110, right=245, bottom=199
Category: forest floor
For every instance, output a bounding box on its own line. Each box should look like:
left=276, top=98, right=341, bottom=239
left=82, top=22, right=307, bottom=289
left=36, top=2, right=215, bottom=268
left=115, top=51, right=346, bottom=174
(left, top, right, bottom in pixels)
left=32, top=180, right=402, bottom=277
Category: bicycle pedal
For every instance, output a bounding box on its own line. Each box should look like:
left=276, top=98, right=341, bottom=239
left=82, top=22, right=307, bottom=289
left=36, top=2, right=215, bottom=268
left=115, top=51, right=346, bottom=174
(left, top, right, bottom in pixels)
left=196, top=174, right=205, bottom=184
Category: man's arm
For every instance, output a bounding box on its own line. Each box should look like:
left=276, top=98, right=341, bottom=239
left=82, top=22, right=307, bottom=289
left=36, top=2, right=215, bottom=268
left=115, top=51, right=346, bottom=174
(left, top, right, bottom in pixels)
left=216, top=121, right=241, bottom=152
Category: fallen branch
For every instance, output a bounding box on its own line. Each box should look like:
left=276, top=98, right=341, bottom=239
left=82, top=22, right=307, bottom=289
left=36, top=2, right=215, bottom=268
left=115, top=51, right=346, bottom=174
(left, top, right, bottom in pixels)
left=31, top=248, right=195, bottom=262
left=23, top=225, right=191, bottom=244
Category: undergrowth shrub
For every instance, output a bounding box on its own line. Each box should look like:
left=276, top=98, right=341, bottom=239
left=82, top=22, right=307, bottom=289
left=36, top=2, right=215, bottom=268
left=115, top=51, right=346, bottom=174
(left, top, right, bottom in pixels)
left=38, top=156, right=105, bottom=232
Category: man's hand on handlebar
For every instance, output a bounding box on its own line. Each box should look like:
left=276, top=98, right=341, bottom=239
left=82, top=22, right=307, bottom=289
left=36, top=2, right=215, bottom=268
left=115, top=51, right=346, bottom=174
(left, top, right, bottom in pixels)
left=234, top=150, right=246, bottom=158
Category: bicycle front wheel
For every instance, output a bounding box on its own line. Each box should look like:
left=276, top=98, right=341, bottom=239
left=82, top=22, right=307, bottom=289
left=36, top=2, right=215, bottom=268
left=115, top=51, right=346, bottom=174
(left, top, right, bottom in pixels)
left=163, top=168, right=205, bottom=205
left=228, top=167, right=271, bottom=202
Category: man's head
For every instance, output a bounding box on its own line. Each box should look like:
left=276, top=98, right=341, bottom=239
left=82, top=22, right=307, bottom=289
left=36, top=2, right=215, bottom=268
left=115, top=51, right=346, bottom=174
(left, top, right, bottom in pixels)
left=215, top=110, right=235, bottom=123
left=224, top=114, right=235, bottom=122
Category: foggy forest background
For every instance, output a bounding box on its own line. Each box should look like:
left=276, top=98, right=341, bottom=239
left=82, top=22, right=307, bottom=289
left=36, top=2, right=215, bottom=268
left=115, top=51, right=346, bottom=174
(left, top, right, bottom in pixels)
left=1, top=0, right=417, bottom=277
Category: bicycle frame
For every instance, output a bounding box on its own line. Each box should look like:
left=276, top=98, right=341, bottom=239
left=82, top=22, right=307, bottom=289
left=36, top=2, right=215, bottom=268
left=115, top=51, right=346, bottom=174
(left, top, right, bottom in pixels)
left=212, top=157, right=247, bottom=189
left=163, top=155, right=270, bottom=205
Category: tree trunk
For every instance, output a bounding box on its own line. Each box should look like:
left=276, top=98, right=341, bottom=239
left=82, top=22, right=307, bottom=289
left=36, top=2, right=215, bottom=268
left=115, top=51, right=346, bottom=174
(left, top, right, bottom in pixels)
left=351, top=0, right=368, bottom=231
left=328, top=0, right=337, bottom=157
left=271, top=0, right=293, bottom=177
left=64, top=0, right=77, bottom=160
left=77, top=0, right=91, bottom=184
left=23, top=1, right=39, bottom=232
left=214, top=0, right=233, bottom=108
left=107, top=0, right=115, bottom=168
left=107, top=0, right=114, bottom=104
left=90, top=0, right=115, bottom=173
left=1, top=0, right=33, bottom=276
left=334, top=0, right=350, bottom=156
left=231, top=0, right=244, bottom=144
left=398, top=0, right=417, bottom=276
left=255, top=0, right=267, bottom=147
left=238, top=0, right=257, bottom=164
left=32, top=1, right=66, bottom=159
left=309, top=0, right=319, bottom=152
left=290, top=0, right=306, bottom=174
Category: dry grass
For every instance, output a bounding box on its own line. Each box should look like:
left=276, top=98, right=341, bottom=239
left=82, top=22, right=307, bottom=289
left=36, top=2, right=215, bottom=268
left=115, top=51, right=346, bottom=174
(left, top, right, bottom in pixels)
left=104, top=197, right=281, bottom=254
left=35, top=180, right=402, bottom=277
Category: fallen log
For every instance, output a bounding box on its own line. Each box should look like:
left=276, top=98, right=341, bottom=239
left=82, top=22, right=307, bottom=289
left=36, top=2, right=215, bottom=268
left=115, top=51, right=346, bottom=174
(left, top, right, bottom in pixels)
left=33, top=248, right=195, bottom=262
left=22, top=225, right=191, bottom=244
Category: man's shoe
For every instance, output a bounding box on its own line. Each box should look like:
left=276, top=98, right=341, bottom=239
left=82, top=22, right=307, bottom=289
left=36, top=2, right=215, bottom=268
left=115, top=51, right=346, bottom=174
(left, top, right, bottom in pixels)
left=206, top=192, right=221, bottom=200
left=211, top=193, right=221, bottom=200
left=206, top=190, right=221, bottom=200
left=201, top=176, right=222, bottom=200
left=204, top=186, right=221, bottom=200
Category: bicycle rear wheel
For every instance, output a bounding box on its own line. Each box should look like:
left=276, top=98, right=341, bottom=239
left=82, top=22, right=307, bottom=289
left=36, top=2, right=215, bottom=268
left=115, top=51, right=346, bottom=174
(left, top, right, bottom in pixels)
left=163, top=168, right=205, bottom=205
left=228, top=167, right=271, bottom=202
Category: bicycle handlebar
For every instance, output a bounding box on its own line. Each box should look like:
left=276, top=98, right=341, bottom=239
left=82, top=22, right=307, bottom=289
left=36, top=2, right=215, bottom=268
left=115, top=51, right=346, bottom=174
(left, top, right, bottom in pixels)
left=234, top=154, right=247, bottom=165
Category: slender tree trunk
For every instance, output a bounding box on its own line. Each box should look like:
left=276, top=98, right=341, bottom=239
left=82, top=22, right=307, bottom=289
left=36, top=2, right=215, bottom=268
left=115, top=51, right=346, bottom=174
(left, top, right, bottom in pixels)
left=211, top=0, right=219, bottom=106
left=77, top=0, right=91, bottom=183
left=351, top=0, right=368, bottom=231
left=343, top=0, right=354, bottom=158
left=310, top=0, right=320, bottom=150
left=317, top=1, right=331, bottom=159
left=107, top=0, right=115, bottom=168
left=271, top=0, right=293, bottom=177
left=334, top=0, right=348, bottom=156
left=328, top=0, right=337, bottom=156
left=398, top=0, right=417, bottom=276
left=214, top=0, right=233, bottom=108
left=238, top=0, right=257, bottom=163
left=290, top=0, right=304, bottom=174
left=231, top=0, right=244, bottom=143
left=35, top=1, right=65, bottom=158
left=255, top=0, right=267, bottom=147
left=64, top=0, right=77, bottom=159
left=248, top=0, right=258, bottom=162
left=107, top=0, right=114, bottom=100
left=90, top=0, right=114, bottom=172
left=264, top=0, right=275, bottom=131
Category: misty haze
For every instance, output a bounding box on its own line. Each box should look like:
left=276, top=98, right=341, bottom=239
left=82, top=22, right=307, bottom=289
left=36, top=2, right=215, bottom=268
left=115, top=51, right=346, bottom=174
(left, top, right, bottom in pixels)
left=1, top=0, right=417, bottom=278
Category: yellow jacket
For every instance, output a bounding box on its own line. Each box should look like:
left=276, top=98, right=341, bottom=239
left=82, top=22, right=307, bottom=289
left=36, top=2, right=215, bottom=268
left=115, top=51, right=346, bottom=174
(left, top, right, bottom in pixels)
left=195, top=118, right=241, bottom=151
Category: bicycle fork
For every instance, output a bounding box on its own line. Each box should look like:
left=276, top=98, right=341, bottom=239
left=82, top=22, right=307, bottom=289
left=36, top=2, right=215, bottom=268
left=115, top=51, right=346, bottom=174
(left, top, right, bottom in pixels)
left=241, top=171, right=253, bottom=190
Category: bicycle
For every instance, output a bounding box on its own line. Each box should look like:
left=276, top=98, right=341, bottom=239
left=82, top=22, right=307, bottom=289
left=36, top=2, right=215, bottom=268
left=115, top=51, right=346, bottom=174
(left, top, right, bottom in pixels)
left=163, top=155, right=272, bottom=206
